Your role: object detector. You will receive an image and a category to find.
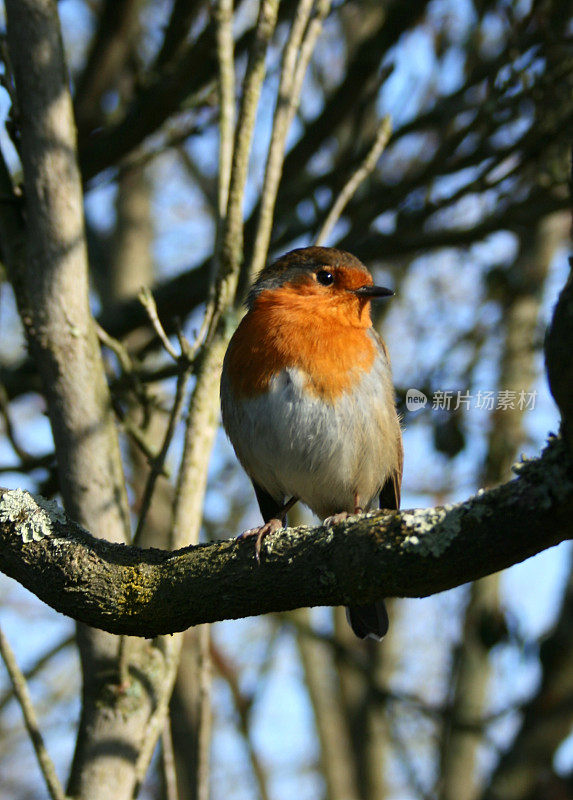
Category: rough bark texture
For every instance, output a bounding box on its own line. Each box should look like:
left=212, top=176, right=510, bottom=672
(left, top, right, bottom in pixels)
left=4, top=0, right=130, bottom=543
left=0, top=434, right=572, bottom=637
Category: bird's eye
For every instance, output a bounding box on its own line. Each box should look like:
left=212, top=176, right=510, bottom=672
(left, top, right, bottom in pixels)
left=316, top=270, right=334, bottom=286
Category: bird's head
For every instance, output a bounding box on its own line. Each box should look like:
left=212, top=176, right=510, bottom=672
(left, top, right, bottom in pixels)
left=247, top=246, right=394, bottom=325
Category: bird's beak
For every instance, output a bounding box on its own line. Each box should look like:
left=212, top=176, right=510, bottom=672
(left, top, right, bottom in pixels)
left=354, top=285, right=394, bottom=299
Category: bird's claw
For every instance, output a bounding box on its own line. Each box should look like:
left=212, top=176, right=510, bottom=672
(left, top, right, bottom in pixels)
left=237, top=518, right=283, bottom=563
left=324, top=507, right=363, bottom=527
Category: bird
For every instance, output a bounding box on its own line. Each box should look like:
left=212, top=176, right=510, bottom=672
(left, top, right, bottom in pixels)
left=220, top=246, right=403, bottom=640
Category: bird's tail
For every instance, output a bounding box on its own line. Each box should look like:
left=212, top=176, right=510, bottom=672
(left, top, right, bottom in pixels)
left=346, top=601, right=389, bottom=641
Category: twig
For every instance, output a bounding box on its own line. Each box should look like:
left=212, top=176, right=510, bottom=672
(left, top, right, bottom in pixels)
left=0, top=626, right=67, bottom=800
left=315, top=115, right=392, bottom=246
left=0, top=382, right=33, bottom=463
left=185, top=302, right=215, bottom=365
left=95, top=321, right=138, bottom=377
left=138, top=287, right=181, bottom=363
left=177, top=146, right=218, bottom=218
left=205, top=0, right=237, bottom=322
left=288, top=0, right=332, bottom=129
left=248, top=0, right=332, bottom=285
left=0, top=389, right=54, bottom=472
left=386, top=702, right=435, bottom=800
left=0, top=633, right=74, bottom=713
left=97, top=323, right=158, bottom=430
left=174, top=320, right=193, bottom=362
left=114, top=117, right=214, bottom=179
left=136, top=286, right=205, bottom=368
left=211, top=641, right=272, bottom=800
left=0, top=456, right=54, bottom=474
left=248, top=0, right=317, bottom=281
left=132, top=360, right=190, bottom=546
left=113, top=403, right=170, bottom=476
left=133, top=636, right=184, bottom=797
left=111, top=361, right=181, bottom=388
left=185, top=0, right=237, bottom=353
left=215, top=0, right=235, bottom=221
left=169, top=0, right=280, bottom=550
left=117, top=635, right=131, bottom=690
left=207, top=0, right=280, bottom=340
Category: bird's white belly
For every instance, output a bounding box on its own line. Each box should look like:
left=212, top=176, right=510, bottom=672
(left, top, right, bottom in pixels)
left=221, top=360, right=400, bottom=519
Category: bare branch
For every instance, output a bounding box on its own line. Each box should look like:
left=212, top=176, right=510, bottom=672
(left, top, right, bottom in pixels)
left=211, top=0, right=280, bottom=331
left=295, top=608, right=360, bottom=800
left=211, top=642, right=272, bottom=800
left=0, top=383, right=36, bottom=464
left=154, top=0, right=205, bottom=70
left=0, top=626, right=67, bottom=800
left=215, top=0, right=236, bottom=220
left=96, top=260, right=211, bottom=342
left=132, top=636, right=183, bottom=796
left=138, top=287, right=182, bottom=363
left=73, top=0, right=141, bottom=135
left=0, top=633, right=74, bottom=714
left=279, top=0, right=430, bottom=186
left=314, top=116, right=391, bottom=245
left=132, top=363, right=190, bottom=546
left=78, top=22, right=218, bottom=181
left=248, top=0, right=322, bottom=281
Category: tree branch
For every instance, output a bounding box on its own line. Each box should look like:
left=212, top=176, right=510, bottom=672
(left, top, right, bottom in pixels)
left=0, top=626, right=67, bottom=800
left=314, top=115, right=391, bottom=246
left=0, top=437, right=571, bottom=638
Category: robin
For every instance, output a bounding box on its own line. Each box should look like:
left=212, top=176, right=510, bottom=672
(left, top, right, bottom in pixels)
left=220, top=246, right=403, bottom=640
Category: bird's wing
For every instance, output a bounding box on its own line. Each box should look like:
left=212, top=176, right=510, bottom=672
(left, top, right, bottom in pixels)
left=347, top=426, right=403, bottom=641
left=368, top=327, right=403, bottom=510
left=379, top=434, right=403, bottom=510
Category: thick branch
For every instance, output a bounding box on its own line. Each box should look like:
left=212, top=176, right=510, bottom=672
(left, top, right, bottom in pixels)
left=4, top=0, right=130, bottom=540
left=0, top=438, right=571, bottom=638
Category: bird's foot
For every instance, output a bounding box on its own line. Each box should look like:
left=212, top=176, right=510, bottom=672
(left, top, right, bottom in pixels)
left=324, top=506, right=364, bottom=527
left=324, top=511, right=350, bottom=527
left=237, top=517, right=283, bottom=563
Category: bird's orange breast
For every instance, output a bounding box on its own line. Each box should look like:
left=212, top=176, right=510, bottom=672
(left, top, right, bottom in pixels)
left=226, top=285, right=378, bottom=402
